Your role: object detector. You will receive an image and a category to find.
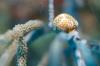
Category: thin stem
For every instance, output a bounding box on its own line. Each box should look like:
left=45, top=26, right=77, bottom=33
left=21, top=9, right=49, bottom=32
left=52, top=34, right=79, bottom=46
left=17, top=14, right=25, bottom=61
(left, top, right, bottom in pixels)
left=16, top=38, right=28, bottom=66
left=48, top=0, right=54, bottom=27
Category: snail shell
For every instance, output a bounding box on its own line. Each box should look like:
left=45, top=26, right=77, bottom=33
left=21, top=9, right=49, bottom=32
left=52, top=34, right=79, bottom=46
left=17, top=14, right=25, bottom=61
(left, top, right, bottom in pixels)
left=53, top=13, right=78, bottom=33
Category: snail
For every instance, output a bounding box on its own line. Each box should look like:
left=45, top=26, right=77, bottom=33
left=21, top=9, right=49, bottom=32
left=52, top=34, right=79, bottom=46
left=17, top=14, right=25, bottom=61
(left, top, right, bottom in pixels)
left=53, top=13, right=78, bottom=33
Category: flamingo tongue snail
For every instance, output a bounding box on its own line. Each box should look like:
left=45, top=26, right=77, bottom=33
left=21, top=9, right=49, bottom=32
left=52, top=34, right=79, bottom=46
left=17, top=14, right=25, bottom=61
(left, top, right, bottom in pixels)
left=53, top=13, right=78, bottom=33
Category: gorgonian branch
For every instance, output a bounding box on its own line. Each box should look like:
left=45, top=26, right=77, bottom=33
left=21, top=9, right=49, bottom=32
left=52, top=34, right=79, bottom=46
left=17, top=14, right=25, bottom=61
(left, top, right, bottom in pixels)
left=0, top=20, right=44, bottom=42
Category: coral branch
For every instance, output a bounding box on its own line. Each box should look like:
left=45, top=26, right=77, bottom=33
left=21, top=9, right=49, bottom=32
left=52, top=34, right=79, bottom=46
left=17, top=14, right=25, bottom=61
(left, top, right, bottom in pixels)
left=0, top=19, right=44, bottom=66
left=0, top=20, right=44, bottom=41
left=13, top=20, right=44, bottom=39
left=0, top=40, right=17, bottom=66
left=16, top=38, right=28, bottom=66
